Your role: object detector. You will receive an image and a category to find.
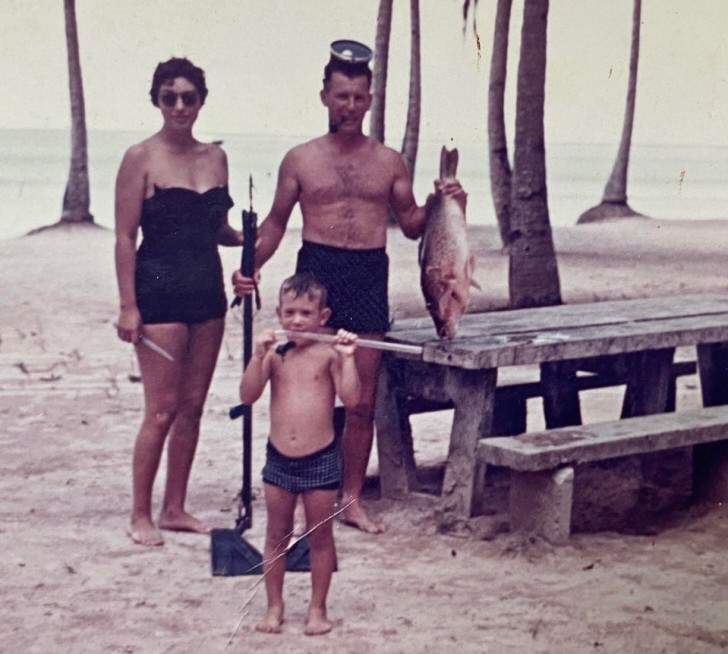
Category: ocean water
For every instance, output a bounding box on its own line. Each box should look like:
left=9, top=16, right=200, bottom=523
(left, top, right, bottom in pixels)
left=0, top=128, right=726, bottom=239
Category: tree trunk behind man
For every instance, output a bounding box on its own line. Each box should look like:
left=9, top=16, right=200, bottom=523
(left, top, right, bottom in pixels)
left=401, top=0, right=421, bottom=181
left=370, top=0, right=393, bottom=144
left=488, top=0, right=514, bottom=250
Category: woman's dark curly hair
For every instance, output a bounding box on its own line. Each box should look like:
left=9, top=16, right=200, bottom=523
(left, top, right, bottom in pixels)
left=149, top=57, right=208, bottom=107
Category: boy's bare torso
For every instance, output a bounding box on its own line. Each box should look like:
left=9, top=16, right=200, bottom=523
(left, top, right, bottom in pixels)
left=268, top=342, right=338, bottom=457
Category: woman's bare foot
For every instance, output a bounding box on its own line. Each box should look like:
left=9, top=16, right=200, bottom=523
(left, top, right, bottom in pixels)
left=255, top=605, right=284, bottom=634
left=129, top=517, right=164, bottom=546
left=340, top=497, right=385, bottom=534
left=304, top=607, right=332, bottom=636
left=158, top=510, right=211, bottom=534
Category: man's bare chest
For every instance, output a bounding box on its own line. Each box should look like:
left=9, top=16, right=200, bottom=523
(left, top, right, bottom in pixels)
left=299, top=159, right=392, bottom=204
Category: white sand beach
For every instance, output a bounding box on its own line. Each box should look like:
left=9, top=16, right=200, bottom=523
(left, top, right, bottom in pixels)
left=1, top=219, right=727, bottom=653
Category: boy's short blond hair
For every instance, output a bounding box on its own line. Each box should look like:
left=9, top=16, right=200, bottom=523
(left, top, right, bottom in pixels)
left=279, top=273, right=328, bottom=308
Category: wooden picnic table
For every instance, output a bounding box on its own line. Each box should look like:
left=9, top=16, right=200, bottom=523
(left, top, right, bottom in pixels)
left=374, top=293, right=728, bottom=519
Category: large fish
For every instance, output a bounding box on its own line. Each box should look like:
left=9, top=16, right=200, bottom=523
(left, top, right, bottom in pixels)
left=419, top=146, right=478, bottom=339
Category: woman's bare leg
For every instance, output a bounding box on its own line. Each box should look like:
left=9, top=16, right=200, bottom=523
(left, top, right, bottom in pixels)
left=129, top=323, right=188, bottom=546
left=257, top=483, right=297, bottom=634
left=302, top=488, right=337, bottom=635
left=159, top=318, right=224, bottom=533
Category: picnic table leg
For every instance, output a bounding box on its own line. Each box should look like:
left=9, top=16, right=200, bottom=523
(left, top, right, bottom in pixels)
left=540, top=360, right=582, bottom=428
left=375, top=357, right=419, bottom=499
left=492, top=393, right=527, bottom=435
left=620, top=348, right=675, bottom=418
left=695, top=343, right=728, bottom=501
left=697, top=343, right=728, bottom=407
left=619, top=347, right=694, bottom=505
left=436, top=367, right=497, bottom=523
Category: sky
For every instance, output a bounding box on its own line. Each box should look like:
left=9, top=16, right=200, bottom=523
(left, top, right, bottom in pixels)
left=1, top=0, right=727, bottom=147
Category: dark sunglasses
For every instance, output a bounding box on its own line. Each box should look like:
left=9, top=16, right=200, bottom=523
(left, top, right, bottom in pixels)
left=159, top=91, right=199, bottom=108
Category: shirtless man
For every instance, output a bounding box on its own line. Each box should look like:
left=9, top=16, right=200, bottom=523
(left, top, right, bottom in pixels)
left=233, top=40, right=466, bottom=533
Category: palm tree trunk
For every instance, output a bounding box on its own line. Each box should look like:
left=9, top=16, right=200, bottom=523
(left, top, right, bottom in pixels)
left=61, top=0, right=93, bottom=224
left=508, top=0, right=561, bottom=309
left=488, top=0, right=514, bottom=250
left=370, top=0, right=393, bottom=143
left=603, top=0, right=641, bottom=203
left=400, top=0, right=421, bottom=181
left=577, top=0, right=644, bottom=224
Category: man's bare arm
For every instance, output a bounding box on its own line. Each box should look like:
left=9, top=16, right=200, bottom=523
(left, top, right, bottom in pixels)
left=254, top=150, right=301, bottom=269
left=390, top=154, right=468, bottom=240
left=231, top=151, right=301, bottom=297
left=389, top=155, right=427, bottom=240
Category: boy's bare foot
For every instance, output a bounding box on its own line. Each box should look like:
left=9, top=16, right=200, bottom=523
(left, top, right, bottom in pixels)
left=255, top=605, right=284, bottom=634
left=158, top=510, right=211, bottom=534
left=340, top=498, right=385, bottom=534
left=128, top=517, right=164, bottom=547
left=304, top=607, right=332, bottom=636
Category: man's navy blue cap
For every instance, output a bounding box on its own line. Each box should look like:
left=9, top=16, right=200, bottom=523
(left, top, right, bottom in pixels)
left=330, top=40, right=373, bottom=64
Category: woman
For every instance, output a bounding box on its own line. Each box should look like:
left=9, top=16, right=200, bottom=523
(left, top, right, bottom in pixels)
left=114, top=58, right=241, bottom=546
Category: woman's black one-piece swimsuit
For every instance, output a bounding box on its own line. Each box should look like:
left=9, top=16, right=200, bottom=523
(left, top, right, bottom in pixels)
left=135, top=185, right=233, bottom=325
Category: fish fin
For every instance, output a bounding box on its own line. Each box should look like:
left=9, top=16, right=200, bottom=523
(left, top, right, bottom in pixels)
left=470, top=278, right=482, bottom=291
left=447, top=149, right=459, bottom=178
left=438, top=146, right=459, bottom=180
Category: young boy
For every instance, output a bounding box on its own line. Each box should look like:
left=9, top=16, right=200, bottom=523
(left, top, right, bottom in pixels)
left=239, top=273, right=361, bottom=636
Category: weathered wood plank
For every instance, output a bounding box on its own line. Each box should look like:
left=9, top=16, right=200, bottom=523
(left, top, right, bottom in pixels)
left=387, top=294, right=728, bottom=344
left=477, top=405, right=728, bottom=472
left=421, top=314, right=728, bottom=369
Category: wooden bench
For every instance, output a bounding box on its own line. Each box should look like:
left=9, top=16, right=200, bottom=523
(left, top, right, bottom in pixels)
left=400, top=360, right=697, bottom=436
left=476, top=405, right=728, bottom=543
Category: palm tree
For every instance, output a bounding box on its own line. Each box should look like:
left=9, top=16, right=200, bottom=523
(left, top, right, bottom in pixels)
left=60, top=0, right=93, bottom=226
left=509, top=0, right=581, bottom=428
left=577, top=0, right=644, bottom=224
left=508, top=0, right=561, bottom=308
left=487, top=0, right=514, bottom=250
left=370, top=0, right=393, bottom=144
left=463, top=0, right=577, bottom=429
left=464, top=0, right=560, bottom=306
left=400, top=0, right=421, bottom=181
